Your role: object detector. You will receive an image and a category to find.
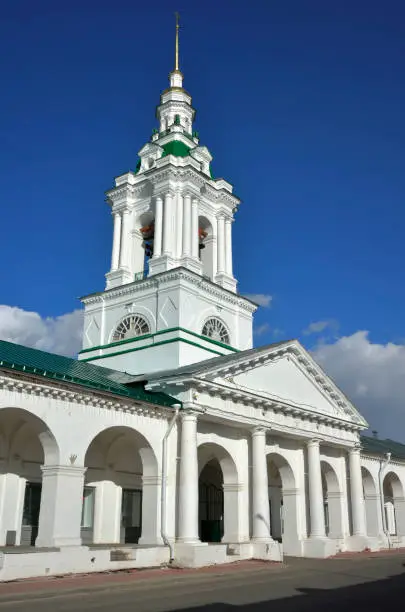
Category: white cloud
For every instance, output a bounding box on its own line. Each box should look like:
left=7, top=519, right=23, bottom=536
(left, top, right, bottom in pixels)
left=244, top=294, right=272, bottom=308
left=0, top=306, right=83, bottom=357
left=312, top=331, right=405, bottom=442
left=303, top=319, right=338, bottom=336
left=254, top=323, right=270, bottom=337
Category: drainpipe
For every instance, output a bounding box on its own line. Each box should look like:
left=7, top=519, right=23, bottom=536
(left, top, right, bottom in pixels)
left=378, top=452, right=391, bottom=549
left=161, top=404, right=180, bottom=563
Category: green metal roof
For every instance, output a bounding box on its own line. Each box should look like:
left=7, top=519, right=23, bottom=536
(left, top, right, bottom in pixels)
left=161, top=140, right=191, bottom=158
left=361, top=435, right=405, bottom=460
left=0, top=340, right=178, bottom=408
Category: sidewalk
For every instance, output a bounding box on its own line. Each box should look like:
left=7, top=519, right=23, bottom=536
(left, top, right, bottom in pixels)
left=0, top=559, right=278, bottom=598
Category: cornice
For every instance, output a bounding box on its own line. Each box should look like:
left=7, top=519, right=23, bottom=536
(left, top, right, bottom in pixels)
left=106, top=165, right=239, bottom=209
left=197, top=402, right=358, bottom=448
left=81, top=267, right=257, bottom=314
left=192, top=378, right=362, bottom=433
left=0, top=373, right=168, bottom=420
left=361, top=453, right=405, bottom=468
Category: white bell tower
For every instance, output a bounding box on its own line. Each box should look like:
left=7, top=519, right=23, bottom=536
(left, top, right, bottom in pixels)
left=78, top=16, right=257, bottom=374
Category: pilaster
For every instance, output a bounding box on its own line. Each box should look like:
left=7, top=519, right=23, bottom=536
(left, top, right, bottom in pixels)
left=36, top=465, right=86, bottom=548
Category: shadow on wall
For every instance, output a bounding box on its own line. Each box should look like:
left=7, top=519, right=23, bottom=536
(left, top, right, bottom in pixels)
left=170, top=567, right=405, bottom=611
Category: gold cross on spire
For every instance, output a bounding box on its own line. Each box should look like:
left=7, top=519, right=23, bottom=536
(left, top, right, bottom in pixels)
left=175, top=12, right=180, bottom=71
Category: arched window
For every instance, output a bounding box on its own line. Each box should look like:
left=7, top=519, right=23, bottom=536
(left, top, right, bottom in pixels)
left=112, top=315, right=150, bottom=342
left=202, top=318, right=230, bottom=345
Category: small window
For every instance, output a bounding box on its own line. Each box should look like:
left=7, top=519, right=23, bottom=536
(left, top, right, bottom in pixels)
left=202, top=318, right=230, bottom=345
left=113, top=315, right=150, bottom=342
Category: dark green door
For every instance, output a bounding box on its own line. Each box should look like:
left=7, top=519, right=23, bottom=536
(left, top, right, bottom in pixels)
left=21, top=482, right=42, bottom=546
left=121, top=489, right=142, bottom=544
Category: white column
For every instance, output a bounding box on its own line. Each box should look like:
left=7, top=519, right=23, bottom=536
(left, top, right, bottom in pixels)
left=191, top=198, right=199, bottom=258
left=92, top=481, right=121, bottom=544
left=307, top=439, right=326, bottom=538
left=349, top=446, right=367, bottom=536
left=182, top=193, right=191, bottom=257
left=225, top=217, right=233, bottom=276
left=177, top=410, right=199, bottom=543
left=162, top=192, right=173, bottom=255
left=0, top=471, right=25, bottom=545
left=36, top=465, right=86, bottom=547
left=111, top=212, right=121, bottom=271
left=153, top=196, right=163, bottom=258
left=119, top=209, right=130, bottom=269
left=217, top=215, right=226, bottom=273
left=176, top=191, right=183, bottom=259
left=251, top=428, right=272, bottom=541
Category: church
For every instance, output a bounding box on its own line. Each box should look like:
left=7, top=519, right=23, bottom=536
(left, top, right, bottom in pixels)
left=0, top=20, right=404, bottom=581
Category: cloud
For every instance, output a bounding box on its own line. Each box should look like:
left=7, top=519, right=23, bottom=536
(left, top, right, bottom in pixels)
left=254, top=323, right=270, bottom=337
left=312, top=331, right=405, bottom=442
left=0, top=305, right=83, bottom=357
left=303, top=319, right=338, bottom=336
left=244, top=294, right=272, bottom=308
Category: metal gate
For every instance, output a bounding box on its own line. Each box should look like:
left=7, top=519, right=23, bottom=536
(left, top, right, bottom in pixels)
left=199, top=482, right=224, bottom=542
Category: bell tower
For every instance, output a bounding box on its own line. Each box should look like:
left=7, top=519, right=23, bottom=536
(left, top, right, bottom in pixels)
left=78, top=17, right=257, bottom=374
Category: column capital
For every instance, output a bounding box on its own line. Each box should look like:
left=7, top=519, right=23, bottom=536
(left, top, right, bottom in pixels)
left=180, top=406, right=204, bottom=420
left=251, top=426, right=268, bottom=437
left=41, top=464, right=87, bottom=478
left=222, top=483, right=244, bottom=493
left=307, top=438, right=321, bottom=448
left=155, top=194, right=164, bottom=202
left=142, top=475, right=162, bottom=486
left=165, top=189, right=175, bottom=198
left=350, top=443, right=362, bottom=454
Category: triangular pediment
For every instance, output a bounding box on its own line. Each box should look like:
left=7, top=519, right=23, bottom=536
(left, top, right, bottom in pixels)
left=145, top=340, right=367, bottom=428
left=203, top=342, right=367, bottom=427
left=216, top=359, right=346, bottom=418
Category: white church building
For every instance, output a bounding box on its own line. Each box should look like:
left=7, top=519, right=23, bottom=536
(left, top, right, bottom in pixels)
left=0, top=22, right=405, bottom=581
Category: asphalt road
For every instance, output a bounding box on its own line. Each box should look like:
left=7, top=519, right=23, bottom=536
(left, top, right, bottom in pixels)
left=0, top=554, right=405, bottom=611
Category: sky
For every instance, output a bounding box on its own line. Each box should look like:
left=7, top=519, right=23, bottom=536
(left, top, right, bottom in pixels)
left=1, top=1, right=404, bottom=440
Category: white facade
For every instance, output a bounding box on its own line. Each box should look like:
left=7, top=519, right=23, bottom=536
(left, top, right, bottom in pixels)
left=1, top=23, right=404, bottom=582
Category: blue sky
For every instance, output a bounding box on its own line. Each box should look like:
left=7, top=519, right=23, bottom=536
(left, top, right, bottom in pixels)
left=1, top=1, right=404, bottom=438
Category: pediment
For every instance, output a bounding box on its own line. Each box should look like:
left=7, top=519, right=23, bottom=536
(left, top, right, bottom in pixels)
left=138, top=142, right=163, bottom=158
left=206, top=343, right=367, bottom=427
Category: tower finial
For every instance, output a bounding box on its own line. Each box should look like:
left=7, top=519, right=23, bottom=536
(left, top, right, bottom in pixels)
left=175, top=12, right=180, bottom=71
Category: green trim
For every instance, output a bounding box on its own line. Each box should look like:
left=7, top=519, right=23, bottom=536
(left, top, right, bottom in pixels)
left=161, top=140, right=191, bottom=158
left=79, top=326, right=238, bottom=356
left=0, top=340, right=178, bottom=408
left=80, top=336, right=226, bottom=363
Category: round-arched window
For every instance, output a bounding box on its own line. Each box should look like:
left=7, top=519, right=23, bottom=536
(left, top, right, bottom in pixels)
left=202, top=318, right=230, bottom=345
left=112, top=315, right=150, bottom=342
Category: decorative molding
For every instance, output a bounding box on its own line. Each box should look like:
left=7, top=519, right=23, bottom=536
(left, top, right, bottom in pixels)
left=189, top=378, right=362, bottom=433
left=186, top=342, right=367, bottom=428
left=81, top=267, right=256, bottom=314
left=0, top=373, right=169, bottom=420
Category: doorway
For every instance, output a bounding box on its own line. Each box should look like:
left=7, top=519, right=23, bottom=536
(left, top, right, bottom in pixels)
left=121, top=489, right=142, bottom=544
left=199, top=460, right=224, bottom=542
left=21, top=482, right=42, bottom=546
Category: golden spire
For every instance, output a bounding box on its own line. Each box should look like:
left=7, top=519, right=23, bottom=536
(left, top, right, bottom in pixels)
left=175, top=12, right=180, bottom=71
